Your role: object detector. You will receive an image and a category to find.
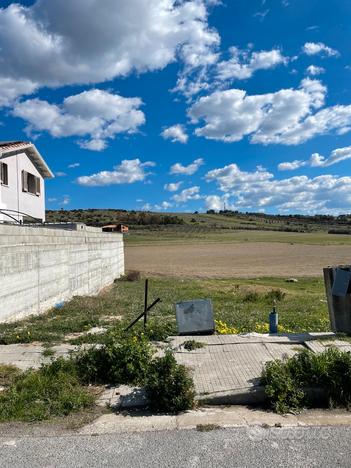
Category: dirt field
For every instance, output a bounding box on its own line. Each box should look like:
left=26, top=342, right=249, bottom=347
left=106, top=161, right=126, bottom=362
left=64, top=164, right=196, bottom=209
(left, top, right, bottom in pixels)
left=125, top=242, right=351, bottom=278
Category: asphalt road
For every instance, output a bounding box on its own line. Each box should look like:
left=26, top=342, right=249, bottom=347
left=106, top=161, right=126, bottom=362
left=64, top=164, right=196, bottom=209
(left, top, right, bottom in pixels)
left=1, top=425, right=351, bottom=467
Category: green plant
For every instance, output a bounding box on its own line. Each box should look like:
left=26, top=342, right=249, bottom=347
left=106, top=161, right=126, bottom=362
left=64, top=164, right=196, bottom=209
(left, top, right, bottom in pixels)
left=146, top=350, right=195, bottom=414
left=183, top=340, right=205, bottom=351
left=262, top=348, right=351, bottom=413
left=75, top=334, right=154, bottom=386
left=261, top=359, right=305, bottom=413
left=0, top=358, right=94, bottom=422
left=0, top=364, right=21, bottom=387
left=265, top=289, right=286, bottom=302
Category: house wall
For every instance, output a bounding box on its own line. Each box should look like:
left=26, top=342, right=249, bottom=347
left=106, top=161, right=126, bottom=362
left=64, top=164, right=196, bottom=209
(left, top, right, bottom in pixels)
left=0, top=151, right=45, bottom=222
left=0, top=224, right=125, bottom=322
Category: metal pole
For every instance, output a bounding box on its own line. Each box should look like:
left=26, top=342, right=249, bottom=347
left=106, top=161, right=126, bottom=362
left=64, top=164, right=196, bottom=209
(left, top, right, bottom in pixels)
left=144, top=279, right=148, bottom=327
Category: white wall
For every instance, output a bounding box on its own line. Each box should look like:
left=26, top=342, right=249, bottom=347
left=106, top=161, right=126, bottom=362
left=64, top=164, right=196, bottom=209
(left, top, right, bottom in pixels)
left=0, top=224, right=125, bottom=322
left=0, top=151, right=45, bottom=222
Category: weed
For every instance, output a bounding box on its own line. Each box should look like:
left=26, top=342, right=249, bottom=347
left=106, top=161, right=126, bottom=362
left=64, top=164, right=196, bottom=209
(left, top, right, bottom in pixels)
left=183, top=340, right=205, bottom=351
left=75, top=333, right=154, bottom=386
left=42, top=348, right=55, bottom=358
left=0, top=364, right=21, bottom=387
left=262, top=348, right=351, bottom=413
left=196, top=424, right=220, bottom=432
left=0, top=358, right=94, bottom=422
left=119, top=271, right=141, bottom=282
left=146, top=350, right=195, bottom=414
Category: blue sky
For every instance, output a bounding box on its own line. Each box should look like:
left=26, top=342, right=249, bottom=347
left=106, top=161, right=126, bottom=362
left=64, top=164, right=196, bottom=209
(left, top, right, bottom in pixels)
left=1, top=0, right=351, bottom=214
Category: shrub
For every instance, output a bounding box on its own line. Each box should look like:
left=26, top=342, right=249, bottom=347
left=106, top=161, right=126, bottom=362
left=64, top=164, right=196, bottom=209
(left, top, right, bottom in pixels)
left=0, top=358, right=94, bottom=422
left=146, top=351, right=195, bottom=413
left=265, top=289, right=286, bottom=302
left=75, top=334, right=154, bottom=386
left=119, top=271, right=141, bottom=282
left=261, top=348, right=351, bottom=413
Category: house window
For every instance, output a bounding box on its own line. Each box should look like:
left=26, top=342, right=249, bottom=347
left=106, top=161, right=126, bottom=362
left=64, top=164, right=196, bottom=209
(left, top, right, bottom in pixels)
left=22, top=171, right=41, bottom=196
left=0, top=162, right=8, bottom=186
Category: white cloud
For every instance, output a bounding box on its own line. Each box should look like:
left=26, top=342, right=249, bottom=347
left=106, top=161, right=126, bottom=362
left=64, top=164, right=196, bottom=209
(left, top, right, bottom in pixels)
left=12, top=89, right=145, bottom=150
left=164, top=182, right=183, bottom=192
left=205, top=162, right=351, bottom=214
left=76, top=159, right=155, bottom=186
left=278, top=146, right=351, bottom=171
left=161, top=124, right=188, bottom=143
left=217, top=47, right=288, bottom=81
left=68, top=162, right=80, bottom=169
left=204, top=195, right=226, bottom=211
left=0, top=77, right=37, bottom=107
left=170, top=158, right=204, bottom=175
left=55, top=171, right=67, bottom=177
left=306, top=65, right=325, bottom=76
left=154, top=201, right=173, bottom=211
left=172, top=186, right=201, bottom=203
left=302, top=42, right=339, bottom=57
left=62, top=195, right=70, bottom=206
left=0, top=0, right=219, bottom=106
left=189, top=78, right=351, bottom=145
left=174, top=45, right=288, bottom=98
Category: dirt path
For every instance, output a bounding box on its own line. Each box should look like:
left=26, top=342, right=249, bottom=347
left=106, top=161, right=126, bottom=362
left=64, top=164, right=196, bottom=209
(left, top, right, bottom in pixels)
left=125, top=242, right=351, bottom=278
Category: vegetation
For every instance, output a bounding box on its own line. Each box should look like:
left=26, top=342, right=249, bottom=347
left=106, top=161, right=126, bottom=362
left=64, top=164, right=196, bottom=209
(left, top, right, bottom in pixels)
left=262, top=348, right=351, bottom=414
left=0, top=359, right=94, bottom=422
left=0, top=364, right=21, bottom=387
left=146, top=351, right=195, bottom=413
left=182, top=340, right=206, bottom=351
left=0, top=276, right=330, bottom=345
left=45, top=209, right=351, bottom=246
left=75, top=333, right=154, bottom=386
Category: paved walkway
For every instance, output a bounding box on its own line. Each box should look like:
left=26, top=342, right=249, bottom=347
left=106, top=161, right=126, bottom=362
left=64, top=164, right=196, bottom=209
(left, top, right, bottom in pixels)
left=169, top=332, right=346, bottom=404
left=1, top=332, right=350, bottom=406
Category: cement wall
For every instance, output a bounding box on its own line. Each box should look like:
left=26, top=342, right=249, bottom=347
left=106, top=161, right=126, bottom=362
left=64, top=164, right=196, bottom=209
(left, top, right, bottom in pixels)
left=0, top=224, right=125, bottom=322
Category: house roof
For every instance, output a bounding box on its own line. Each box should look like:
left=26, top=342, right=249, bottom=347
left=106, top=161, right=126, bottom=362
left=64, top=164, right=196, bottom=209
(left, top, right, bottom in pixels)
left=0, top=141, right=54, bottom=178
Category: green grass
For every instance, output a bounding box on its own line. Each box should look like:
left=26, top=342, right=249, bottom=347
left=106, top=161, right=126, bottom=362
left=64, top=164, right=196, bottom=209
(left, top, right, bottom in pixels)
left=0, top=359, right=95, bottom=422
left=125, top=229, right=351, bottom=246
left=0, top=364, right=21, bottom=387
left=0, top=276, right=331, bottom=345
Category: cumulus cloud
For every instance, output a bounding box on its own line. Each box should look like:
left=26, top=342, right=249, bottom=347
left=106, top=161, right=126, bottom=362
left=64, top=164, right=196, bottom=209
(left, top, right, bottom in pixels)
left=302, top=42, right=339, bottom=57
left=76, top=159, right=155, bottom=186
left=161, top=124, right=188, bottom=143
left=0, top=0, right=219, bottom=106
left=154, top=201, right=173, bottom=211
left=68, top=162, right=80, bottom=169
left=12, top=89, right=145, bottom=150
left=170, top=158, right=204, bottom=175
left=217, top=47, right=288, bottom=81
left=205, top=162, right=351, bottom=214
left=164, top=182, right=183, bottom=192
left=172, top=186, right=201, bottom=203
left=204, top=195, right=226, bottom=211
left=174, top=45, right=288, bottom=98
left=189, top=78, right=351, bottom=145
left=306, top=65, right=325, bottom=76
left=278, top=146, right=351, bottom=171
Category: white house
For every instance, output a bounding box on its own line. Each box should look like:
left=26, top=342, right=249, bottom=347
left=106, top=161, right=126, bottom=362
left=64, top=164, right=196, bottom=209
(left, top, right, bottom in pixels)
left=0, top=141, right=54, bottom=223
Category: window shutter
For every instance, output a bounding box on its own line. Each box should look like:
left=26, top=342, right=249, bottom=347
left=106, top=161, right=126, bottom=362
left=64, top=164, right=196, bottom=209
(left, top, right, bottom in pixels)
left=22, top=170, right=28, bottom=192
left=35, top=177, right=41, bottom=196
left=0, top=163, right=3, bottom=184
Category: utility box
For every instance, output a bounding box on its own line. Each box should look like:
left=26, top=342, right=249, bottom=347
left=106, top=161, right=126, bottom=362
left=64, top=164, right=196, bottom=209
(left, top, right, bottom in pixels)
left=175, top=299, right=215, bottom=335
left=323, top=266, right=351, bottom=333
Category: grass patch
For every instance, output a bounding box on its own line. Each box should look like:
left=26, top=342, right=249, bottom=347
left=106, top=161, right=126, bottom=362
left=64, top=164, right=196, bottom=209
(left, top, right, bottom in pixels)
left=182, top=340, right=206, bottom=351
left=0, top=364, right=21, bottom=387
left=0, top=276, right=330, bottom=345
left=262, top=348, right=351, bottom=414
left=196, top=424, right=221, bottom=432
left=0, top=359, right=94, bottom=422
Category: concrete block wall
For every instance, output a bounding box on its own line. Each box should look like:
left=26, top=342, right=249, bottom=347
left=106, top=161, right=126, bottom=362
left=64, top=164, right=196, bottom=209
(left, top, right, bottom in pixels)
left=0, top=224, right=125, bottom=322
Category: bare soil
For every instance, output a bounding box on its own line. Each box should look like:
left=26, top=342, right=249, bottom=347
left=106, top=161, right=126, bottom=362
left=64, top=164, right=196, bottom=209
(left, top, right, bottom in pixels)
left=125, top=242, right=351, bottom=278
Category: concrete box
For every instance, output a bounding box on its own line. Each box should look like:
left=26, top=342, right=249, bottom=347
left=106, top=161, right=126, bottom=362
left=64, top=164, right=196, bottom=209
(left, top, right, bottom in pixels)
left=175, top=299, right=215, bottom=335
